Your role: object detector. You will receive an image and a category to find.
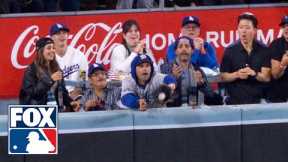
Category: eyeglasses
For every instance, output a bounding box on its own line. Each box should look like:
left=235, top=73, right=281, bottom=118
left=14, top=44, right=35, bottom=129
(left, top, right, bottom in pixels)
left=90, top=71, right=106, bottom=77
left=183, top=24, right=199, bottom=29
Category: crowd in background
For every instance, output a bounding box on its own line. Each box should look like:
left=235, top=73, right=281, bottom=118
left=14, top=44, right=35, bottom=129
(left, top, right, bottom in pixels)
left=17, top=11, right=288, bottom=112
left=0, top=0, right=286, bottom=14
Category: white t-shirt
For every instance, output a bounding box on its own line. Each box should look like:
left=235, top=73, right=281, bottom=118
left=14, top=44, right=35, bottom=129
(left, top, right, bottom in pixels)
left=56, top=46, right=89, bottom=92
left=109, top=44, right=159, bottom=79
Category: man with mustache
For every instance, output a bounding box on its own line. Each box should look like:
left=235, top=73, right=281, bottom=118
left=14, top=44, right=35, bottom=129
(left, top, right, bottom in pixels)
left=166, top=16, right=218, bottom=70
left=220, top=12, right=271, bottom=105
left=80, top=63, right=121, bottom=111
left=120, top=54, right=176, bottom=111
left=268, top=15, right=288, bottom=102
left=161, top=36, right=222, bottom=107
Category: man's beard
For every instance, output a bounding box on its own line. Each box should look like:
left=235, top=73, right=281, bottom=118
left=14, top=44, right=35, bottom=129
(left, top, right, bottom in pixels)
left=179, top=53, right=190, bottom=63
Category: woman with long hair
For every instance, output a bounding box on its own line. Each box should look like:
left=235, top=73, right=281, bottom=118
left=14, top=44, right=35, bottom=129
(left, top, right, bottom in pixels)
left=19, top=37, right=79, bottom=112
left=110, top=19, right=158, bottom=80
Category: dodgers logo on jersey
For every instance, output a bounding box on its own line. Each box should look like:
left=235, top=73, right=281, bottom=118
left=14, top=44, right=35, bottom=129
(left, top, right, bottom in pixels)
left=8, top=105, right=58, bottom=154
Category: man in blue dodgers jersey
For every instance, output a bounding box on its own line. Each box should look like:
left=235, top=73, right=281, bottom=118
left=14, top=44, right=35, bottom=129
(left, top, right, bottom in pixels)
left=49, top=23, right=89, bottom=100
left=120, top=54, right=176, bottom=111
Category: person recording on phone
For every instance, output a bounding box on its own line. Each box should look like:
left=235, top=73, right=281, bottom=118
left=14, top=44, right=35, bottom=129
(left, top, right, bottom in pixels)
left=19, top=37, right=80, bottom=112
left=161, top=36, right=222, bottom=107
left=110, top=19, right=158, bottom=80
left=80, top=63, right=121, bottom=111
left=120, top=54, right=176, bottom=111
left=267, top=15, right=288, bottom=102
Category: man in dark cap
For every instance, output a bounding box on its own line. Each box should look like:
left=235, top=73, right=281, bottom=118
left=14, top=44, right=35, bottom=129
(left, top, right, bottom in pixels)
left=80, top=63, right=121, bottom=111
left=166, top=16, right=218, bottom=70
left=267, top=15, right=288, bottom=102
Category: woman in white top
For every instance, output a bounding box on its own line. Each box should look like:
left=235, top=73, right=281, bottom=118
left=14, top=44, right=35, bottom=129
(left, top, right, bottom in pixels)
left=110, top=19, right=158, bottom=79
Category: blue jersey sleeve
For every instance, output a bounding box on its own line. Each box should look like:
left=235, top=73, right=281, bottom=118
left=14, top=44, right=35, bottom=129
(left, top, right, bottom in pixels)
left=166, top=43, right=176, bottom=63
left=121, top=93, right=140, bottom=109
left=163, top=75, right=176, bottom=85
left=192, top=42, right=218, bottom=69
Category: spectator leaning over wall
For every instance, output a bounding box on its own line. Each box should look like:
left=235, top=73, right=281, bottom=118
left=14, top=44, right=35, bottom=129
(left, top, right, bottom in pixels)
left=120, top=54, right=176, bottom=111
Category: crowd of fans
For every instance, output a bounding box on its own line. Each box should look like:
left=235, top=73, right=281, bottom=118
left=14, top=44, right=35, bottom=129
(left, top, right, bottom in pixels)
left=17, top=12, right=288, bottom=112
left=0, top=0, right=286, bottom=14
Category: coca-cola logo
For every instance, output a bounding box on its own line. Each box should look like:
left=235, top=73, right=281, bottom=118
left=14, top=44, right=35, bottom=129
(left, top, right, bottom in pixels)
left=11, top=23, right=122, bottom=69
left=11, top=22, right=282, bottom=70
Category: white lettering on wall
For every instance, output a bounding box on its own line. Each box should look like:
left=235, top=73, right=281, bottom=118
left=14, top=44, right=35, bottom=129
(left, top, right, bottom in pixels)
left=11, top=25, right=39, bottom=69
left=206, top=31, right=219, bottom=48
left=151, top=33, right=167, bottom=51
left=257, top=29, right=274, bottom=45
left=11, top=24, right=284, bottom=70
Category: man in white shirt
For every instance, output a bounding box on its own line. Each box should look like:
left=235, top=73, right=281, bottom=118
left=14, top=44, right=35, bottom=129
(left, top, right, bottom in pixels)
left=49, top=23, right=89, bottom=99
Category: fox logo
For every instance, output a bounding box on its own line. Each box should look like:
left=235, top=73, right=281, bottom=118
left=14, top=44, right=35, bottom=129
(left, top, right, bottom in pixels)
left=8, top=105, right=58, bottom=154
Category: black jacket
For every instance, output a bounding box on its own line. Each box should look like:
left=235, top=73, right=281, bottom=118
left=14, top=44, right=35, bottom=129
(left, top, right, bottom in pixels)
left=19, top=63, right=73, bottom=112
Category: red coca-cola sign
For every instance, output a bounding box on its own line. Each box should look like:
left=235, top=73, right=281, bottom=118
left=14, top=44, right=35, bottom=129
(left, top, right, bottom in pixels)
left=1, top=6, right=287, bottom=98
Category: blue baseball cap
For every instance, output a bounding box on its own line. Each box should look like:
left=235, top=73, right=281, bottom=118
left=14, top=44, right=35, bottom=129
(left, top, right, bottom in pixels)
left=182, top=16, right=200, bottom=27
left=132, top=54, right=153, bottom=67
left=279, top=15, right=288, bottom=27
left=88, top=63, right=105, bottom=77
left=49, top=23, right=70, bottom=36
